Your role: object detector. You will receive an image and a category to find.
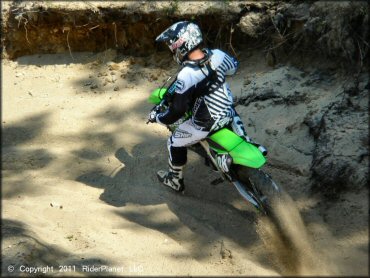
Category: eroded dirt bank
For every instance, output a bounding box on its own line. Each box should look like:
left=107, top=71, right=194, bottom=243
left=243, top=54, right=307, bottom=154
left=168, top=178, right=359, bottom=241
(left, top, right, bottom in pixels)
left=2, top=0, right=369, bottom=68
left=1, top=1, right=369, bottom=277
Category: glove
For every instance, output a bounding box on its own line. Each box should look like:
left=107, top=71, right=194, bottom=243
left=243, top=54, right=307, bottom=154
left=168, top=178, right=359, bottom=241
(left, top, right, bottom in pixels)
left=147, top=108, right=159, bottom=123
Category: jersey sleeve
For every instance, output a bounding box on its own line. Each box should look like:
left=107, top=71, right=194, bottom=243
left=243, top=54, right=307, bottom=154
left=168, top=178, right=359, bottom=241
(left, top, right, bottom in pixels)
left=157, top=70, right=193, bottom=125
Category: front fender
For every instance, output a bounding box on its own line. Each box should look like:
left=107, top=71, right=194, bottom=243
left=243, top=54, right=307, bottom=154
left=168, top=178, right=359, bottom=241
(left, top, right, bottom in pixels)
left=148, top=88, right=167, bottom=104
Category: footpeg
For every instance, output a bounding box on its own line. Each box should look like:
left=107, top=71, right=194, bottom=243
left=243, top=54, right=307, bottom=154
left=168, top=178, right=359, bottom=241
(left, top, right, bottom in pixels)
left=211, top=177, right=224, bottom=185
left=205, top=158, right=218, bottom=171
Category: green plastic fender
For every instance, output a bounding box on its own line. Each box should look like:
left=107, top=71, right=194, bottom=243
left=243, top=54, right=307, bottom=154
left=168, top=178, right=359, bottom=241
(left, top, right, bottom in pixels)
left=209, top=128, right=266, bottom=168
left=148, top=88, right=167, bottom=104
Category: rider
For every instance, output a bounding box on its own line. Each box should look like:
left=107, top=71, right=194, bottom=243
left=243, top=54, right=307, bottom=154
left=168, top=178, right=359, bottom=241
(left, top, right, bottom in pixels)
left=148, top=21, right=248, bottom=192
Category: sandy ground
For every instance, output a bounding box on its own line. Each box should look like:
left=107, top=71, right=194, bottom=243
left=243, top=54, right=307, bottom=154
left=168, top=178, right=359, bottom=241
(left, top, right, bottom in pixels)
left=2, top=50, right=368, bottom=276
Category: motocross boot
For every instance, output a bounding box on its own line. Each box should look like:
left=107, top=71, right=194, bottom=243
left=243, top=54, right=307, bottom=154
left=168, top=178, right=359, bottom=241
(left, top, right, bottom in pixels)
left=157, top=161, right=185, bottom=192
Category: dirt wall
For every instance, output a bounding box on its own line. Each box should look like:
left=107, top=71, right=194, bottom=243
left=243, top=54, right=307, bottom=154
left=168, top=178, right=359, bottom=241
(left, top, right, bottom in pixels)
left=2, top=1, right=369, bottom=69
left=1, top=1, right=245, bottom=59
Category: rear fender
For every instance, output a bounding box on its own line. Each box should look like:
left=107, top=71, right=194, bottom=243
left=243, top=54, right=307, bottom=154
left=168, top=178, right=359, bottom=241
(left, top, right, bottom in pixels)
left=209, top=128, right=266, bottom=168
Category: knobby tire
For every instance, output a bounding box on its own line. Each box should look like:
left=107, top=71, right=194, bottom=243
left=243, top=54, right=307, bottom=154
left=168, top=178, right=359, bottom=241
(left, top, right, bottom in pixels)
left=233, top=165, right=295, bottom=246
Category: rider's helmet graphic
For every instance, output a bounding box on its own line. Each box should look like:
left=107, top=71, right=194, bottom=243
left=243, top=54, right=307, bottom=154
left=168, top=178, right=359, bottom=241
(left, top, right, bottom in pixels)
left=155, top=21, right=203, bottom=65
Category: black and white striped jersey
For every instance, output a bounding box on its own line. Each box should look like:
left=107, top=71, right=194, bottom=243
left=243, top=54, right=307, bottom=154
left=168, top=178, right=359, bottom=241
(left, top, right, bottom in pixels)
left=157, top=48, right=238, bottom=131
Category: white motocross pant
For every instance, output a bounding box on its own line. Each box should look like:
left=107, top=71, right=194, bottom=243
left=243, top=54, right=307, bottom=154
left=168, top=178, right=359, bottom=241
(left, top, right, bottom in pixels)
left=167, top=119, right=209, bottom=166
left=167, top=114, right=245, bottom=166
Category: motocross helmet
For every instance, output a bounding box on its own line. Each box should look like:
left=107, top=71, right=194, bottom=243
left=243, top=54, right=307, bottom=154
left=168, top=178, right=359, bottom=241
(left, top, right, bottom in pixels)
left=156, top=21, right=203, bottom=65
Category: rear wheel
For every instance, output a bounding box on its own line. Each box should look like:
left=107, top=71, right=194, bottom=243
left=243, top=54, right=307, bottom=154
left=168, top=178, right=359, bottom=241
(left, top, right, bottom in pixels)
left=233, top=165, right=298, bottom=250
left=233, top=165, right=282, bottom=215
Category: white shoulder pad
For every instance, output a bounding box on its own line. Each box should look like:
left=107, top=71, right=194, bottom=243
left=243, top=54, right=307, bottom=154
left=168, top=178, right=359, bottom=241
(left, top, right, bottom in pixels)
left=209, top=49, right=225, bottom=69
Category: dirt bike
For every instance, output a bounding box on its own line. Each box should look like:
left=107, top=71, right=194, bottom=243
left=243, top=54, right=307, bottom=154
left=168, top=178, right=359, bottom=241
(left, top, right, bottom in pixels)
left=147, top=87, right=284, bottom=217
